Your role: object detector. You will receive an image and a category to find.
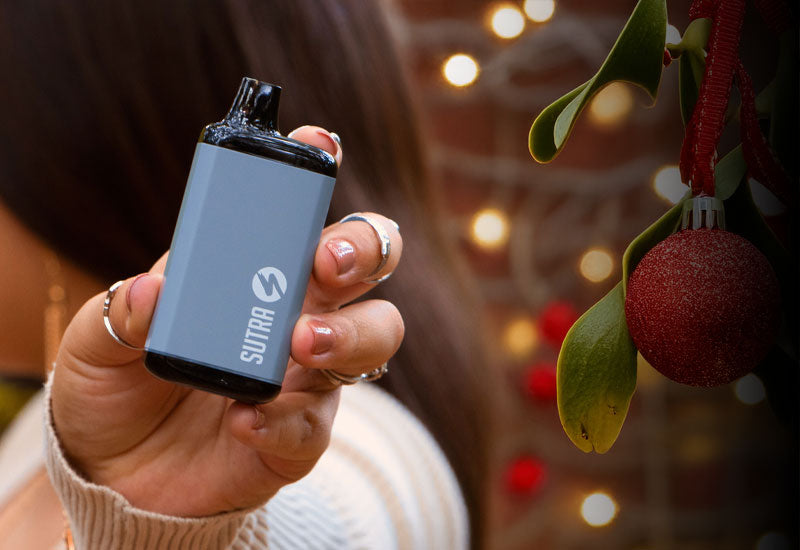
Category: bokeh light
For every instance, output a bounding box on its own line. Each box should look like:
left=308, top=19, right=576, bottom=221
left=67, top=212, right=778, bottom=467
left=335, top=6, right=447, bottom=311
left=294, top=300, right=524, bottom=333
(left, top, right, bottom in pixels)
left=491, top=4, right=526, bottom=39
left=442, top=54, right=479, bottom=87
left=652, top=165, right=688, bottom=204
left=471, top=208, right=510, bottom=250
left=749, top=178, right=787, bottom=216
left=734, top=373, right=766, bottom=405
left=581, top=492, right=618, bottom=527
left=588, top=83, right=634, bottom=126
left=579, top=248, right=614, bottom=283
left=524, top=0, right=556, bottom=23
left=503, top=316, right=539, bottom=359
left=666, top=23, right=682, bottom=45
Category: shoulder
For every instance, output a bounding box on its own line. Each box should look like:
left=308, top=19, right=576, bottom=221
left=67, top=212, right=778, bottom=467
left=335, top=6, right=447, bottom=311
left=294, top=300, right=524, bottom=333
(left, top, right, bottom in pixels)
left=261, top=383, right=469, bottom=550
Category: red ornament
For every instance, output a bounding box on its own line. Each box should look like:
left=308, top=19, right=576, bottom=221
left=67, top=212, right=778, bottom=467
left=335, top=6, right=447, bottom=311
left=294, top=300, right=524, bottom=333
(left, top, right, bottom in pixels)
left=504, top=456, right=546, bottom=496
left=523, top=362, right=557, bottom=402
left=625, top=228, right=780, bottom=387
left=539, top=301, right=579, bottom=350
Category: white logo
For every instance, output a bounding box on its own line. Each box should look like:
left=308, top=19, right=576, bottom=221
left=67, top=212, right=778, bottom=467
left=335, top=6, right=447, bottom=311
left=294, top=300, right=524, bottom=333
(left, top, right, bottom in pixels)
left=252, top=267, right=287, bottom=303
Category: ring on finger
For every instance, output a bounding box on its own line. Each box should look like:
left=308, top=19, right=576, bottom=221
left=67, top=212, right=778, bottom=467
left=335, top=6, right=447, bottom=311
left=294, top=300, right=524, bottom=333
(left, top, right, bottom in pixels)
left=320, top=363, right=389, bottom=386
left=338, top=213, right=396, bottom=284
left=103, top=280, right=144, bottom=350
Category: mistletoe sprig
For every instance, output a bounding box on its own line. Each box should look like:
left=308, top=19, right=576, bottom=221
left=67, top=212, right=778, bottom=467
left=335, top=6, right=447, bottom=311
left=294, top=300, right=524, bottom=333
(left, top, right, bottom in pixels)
left=529, top=0, right=798, bottom=453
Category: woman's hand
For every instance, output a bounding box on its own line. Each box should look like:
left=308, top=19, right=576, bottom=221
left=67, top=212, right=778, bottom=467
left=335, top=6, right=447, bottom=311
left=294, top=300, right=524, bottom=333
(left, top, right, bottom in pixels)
left=51, top=127, right=404, bottom=517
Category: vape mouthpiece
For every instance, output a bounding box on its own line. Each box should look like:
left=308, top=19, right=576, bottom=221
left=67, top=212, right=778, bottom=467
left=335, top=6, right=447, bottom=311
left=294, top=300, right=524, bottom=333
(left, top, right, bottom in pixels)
left=226, top=77, right=281, bottom=132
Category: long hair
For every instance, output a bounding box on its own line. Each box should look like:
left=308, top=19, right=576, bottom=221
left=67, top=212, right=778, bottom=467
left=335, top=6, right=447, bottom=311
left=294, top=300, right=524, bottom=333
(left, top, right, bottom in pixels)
left=0, top=1, right=492, bottom=546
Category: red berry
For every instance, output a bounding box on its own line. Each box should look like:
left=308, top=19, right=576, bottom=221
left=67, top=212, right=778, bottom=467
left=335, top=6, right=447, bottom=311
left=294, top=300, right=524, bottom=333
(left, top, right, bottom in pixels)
left=505, top=456, right=546, bottom=496
left=524, top=362, right=557, bottom=402
left=625, top=229, right=780, bottom=387
left=539, top=301, right=579, bottom=350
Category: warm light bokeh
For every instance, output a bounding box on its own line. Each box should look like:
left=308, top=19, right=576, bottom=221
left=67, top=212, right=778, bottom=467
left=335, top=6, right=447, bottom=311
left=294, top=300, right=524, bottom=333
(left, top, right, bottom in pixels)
left=471, top=208, right=510, bottom=250
left=581, top=492, right=618, bottom=527
left=442, top=54, right=479, bottom=87
left=523, top=0, right=555, bottom=23
left=588, top=83, right=634, bottom=126
left=579, top=248, right=614, bottom=283
left=490, top=4, right=526, bottom=39
left=652, top=165, right=688, bottom=204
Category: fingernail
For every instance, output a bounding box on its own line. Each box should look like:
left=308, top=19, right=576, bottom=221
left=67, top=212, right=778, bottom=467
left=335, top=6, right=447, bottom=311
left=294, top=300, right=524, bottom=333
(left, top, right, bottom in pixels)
left=252, top=407, right=266, bottom=430
left=315, top=129, right=341, bottom=158
left=287, top=125, right=308, bottom=139
left=326, top=239, right=356, bottom=275
left=309, top=320, right=335, bottom=355
left=125, top=274, right=150, bottom=312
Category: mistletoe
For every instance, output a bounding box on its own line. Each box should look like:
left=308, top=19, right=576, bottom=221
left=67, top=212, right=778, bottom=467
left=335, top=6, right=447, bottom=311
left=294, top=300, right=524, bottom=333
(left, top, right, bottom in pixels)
left=529, top=0, right=798, bottom=453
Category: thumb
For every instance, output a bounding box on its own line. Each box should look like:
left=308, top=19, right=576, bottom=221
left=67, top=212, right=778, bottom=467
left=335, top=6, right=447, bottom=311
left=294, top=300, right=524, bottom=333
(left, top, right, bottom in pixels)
left=63, top=273, right=163, bottom=368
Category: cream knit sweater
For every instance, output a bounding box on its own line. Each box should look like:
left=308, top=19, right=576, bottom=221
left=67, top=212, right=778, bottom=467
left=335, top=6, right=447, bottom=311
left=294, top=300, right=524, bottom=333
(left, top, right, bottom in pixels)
left=0, top=378, right=468, bottom=549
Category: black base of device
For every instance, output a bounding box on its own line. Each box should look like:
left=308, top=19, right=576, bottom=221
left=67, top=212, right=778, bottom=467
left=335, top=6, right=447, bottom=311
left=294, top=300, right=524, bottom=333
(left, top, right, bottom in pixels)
left=144, top=351, right=282, bottom=404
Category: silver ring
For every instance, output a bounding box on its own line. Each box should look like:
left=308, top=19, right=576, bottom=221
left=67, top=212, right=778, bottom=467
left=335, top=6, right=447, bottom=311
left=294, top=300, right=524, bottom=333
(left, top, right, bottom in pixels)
left=320, top=363, right=389, bottom=386
left=338, top=213, right=395, bottom=283
left=103, top=280, right=143, bottom=350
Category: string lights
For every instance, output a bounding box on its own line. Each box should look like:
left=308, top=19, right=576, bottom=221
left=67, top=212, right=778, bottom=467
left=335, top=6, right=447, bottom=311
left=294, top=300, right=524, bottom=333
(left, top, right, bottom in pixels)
left=470, top=208, right=510, bottom=250
left=733, top=373, right=766, bottom=405
left=652, top=165, right=688, bottom=204
left=503, top=316, right=540, bottom=359
left=588, top=83, right=634, bottom=126
left=490, top=4, right=526, bottom=39
left=666, top=23, right=682, bottom=45
left=523, top=0, right=556, bottom=23
left=580, top=492, right=618, bottom=527
left=579, top=248, right=614, bottom=283
left=442, top=54, right=479, bottom=87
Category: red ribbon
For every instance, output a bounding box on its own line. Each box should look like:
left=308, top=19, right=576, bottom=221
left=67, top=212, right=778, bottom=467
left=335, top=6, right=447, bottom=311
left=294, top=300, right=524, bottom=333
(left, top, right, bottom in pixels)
left=679, top=0, right=746, bottom=197
left=680, top=0, right=795, bottom=202
left=736, top=60, right=794, bottom=206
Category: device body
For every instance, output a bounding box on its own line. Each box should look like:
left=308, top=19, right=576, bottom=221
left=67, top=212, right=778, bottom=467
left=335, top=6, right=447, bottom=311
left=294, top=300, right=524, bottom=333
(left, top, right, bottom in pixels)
left=144, top=78, right=337, bottom=403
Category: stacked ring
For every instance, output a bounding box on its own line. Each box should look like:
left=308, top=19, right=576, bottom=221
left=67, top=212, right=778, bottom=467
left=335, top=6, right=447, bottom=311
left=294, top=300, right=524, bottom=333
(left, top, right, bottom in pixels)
left=338, top=213, right=396, bottom=284
left=320, top=363, right=389, bottom=386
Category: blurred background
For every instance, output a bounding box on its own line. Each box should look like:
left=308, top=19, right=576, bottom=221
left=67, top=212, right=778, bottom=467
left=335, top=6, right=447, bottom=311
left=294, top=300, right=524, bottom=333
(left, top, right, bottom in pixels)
left=383, top=1, right=797, bottom=549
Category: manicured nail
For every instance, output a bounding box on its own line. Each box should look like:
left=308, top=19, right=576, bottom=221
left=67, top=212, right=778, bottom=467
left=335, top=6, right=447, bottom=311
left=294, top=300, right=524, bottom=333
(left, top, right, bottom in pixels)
left=309, top=320, right=335, bottom=355
left=125, top=274, right=150, bottom=312
left=252, top=407, right=266, bottom=430
left=315, top=129, right=340, bottom=157
left=326, top=239, right=356, bottom=275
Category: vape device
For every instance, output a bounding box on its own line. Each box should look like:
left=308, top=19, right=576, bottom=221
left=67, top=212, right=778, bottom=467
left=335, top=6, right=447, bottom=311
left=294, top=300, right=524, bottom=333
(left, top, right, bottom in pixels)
left=144, top=77, right=337, bottom=403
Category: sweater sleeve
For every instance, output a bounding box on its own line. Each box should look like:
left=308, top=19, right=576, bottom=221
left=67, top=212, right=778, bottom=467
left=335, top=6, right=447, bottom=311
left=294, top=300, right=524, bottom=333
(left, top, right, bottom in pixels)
left=44, top=373, right=468, bottom=550
left=43, top=374, right=252, bottom=550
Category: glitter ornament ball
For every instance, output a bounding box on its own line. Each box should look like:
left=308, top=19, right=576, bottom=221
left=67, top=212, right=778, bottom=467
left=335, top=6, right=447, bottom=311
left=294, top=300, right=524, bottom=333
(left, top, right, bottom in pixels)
left=625, top=228, right=780, bottom=387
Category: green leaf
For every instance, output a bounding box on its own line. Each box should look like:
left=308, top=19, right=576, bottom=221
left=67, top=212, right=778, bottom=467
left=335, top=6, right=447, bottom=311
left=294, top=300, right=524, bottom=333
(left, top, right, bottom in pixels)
left=528, top=83, right=588, bottom=163
left=557, top=283, right=637, bottom=453
left=715, top=145, right=747, bottom=201
left=674, top=18, right=711, bottom=124
left=769, top=29, right=799, bottom=176
left=529, top=0, right=666, bottom=163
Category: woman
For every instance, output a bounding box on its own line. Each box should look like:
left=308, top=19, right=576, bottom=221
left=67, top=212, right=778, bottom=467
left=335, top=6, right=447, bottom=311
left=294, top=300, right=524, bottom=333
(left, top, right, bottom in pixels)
left=0, top=1, right=492, bottom=548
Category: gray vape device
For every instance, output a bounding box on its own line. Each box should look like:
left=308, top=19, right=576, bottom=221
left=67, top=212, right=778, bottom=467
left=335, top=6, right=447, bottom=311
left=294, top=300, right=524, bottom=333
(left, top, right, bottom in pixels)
left=144, top=78, right=337, bottom=403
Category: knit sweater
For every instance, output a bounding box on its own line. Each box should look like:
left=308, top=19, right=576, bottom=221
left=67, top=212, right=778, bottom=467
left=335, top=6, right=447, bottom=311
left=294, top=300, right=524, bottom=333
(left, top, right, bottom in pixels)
left=0, top=377, right=468, bottom=549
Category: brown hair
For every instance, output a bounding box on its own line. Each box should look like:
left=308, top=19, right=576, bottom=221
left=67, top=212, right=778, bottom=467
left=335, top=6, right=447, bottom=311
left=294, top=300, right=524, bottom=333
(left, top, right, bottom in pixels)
left=0, top=1, right=492, bottom=546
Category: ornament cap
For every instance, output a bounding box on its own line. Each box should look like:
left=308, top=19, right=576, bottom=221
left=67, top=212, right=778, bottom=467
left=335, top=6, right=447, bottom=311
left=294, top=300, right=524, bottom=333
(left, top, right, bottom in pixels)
left=681, top=196, right=726, bottom=230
